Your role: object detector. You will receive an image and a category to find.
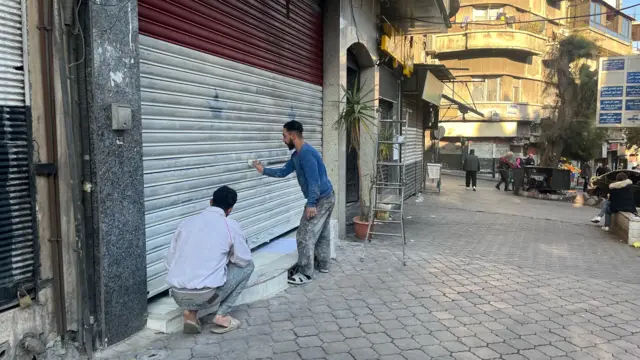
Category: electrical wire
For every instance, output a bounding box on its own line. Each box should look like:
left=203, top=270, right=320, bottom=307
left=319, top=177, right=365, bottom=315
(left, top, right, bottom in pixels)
left=386, top=3, right=640, bottom=28
left=67, top=0, right=85, bottom=68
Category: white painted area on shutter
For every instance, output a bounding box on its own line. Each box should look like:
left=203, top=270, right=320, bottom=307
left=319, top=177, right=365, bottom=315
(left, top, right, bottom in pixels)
left=0, top=0, right=26, bottom=106
left=140, top=36, right=323, bottom=297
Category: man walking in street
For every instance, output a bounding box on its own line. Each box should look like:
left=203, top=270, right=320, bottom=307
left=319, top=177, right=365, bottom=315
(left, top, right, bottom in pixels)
left=495, top=152, right=515, bottom=191
left=165, top=186, right=254, bottom=334
left=581, top=161, right=592, bottom=193
left=463, top=149, right=480, bottom=191
left=253, top=120, right=334, bottom=285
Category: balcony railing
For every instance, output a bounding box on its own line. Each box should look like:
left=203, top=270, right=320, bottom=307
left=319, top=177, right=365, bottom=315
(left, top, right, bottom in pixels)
left=589, top=21, right=631, bottom=43
left=451, top=19, right=546, bottom=35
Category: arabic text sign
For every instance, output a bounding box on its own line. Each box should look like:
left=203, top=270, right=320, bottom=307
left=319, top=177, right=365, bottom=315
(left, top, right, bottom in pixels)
left=628, top=72, right=640, bottom=84
left=602, top=59, right=625, bottom=71
left=601, top=86, right=623, bottom=98
left=601, top=100, right=623, bottom=111
left=599, top=112, right=622, bottom=125
left=596, top=56, right=640, bottom=127
left=626, top=99, right=640, bottom=111
left=627, top=86, right=640, bottom=97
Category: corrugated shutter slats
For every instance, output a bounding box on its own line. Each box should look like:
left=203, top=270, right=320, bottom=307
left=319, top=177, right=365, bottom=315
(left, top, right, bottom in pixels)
left=141, top=36, right=323, bottom=297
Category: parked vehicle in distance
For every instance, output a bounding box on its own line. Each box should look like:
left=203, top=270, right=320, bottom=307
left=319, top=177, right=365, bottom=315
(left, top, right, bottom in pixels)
left=587, top=169, right=640, bottom=206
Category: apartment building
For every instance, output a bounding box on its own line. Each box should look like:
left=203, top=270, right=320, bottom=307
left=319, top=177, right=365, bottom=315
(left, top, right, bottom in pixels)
left=427, top=0, right=633, bottom=170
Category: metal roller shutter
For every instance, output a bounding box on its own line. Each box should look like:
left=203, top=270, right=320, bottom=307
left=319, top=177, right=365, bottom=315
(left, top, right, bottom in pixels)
left=139, top=1, right=323, bottom=297
left=403, top=99, right=419, bottom=199
left=0, top=0, right=37, bottom=308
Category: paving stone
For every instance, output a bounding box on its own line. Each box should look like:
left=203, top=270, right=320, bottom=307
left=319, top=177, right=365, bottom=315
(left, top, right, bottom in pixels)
left=536, top=344, right=565, bottom=357
left=322, top=342, right=351, bottom=355
left=349, top=347, right=379, bottom=360
left=422, top=345, right=450, bottom=358
left=519, top=349, right=551, bottom=360
left=274, top=341, right=300, bottom=354
left=399, top=349, right=429, bottom=360
left=487, top=342, right=517, bottom=355
left=298, top=346, right=326, bottom=359
left=345, top=337, right=371, bottom=349
left=432, top=330, right=457, bottom=342
left=296, top=336, right=323, bottom=348
left=441, top=340, right=469, bottom=353
left=470, top=347, right=500, bottom=359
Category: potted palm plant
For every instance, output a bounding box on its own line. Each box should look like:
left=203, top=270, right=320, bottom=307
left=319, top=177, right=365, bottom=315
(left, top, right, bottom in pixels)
left=335, top=79, right=377, bottom=239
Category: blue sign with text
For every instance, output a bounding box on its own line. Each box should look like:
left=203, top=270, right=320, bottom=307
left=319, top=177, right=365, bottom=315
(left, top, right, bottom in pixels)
left=627, top=86, right=640, bottom=97
left=601, top=100, right=623, bottom=111
left=628, top=72, right=640, bottom=84
left=602, top=59, right=625, bottom=71
left=599, top=112, right=622, bottom=125
left=601, top=86, right=623, bottom=97
left=626, top=99, right=640, bottom=111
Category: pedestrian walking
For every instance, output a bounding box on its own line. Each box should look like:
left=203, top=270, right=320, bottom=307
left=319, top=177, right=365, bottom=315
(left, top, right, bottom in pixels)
left=495, top=152, right=515, bottom=191
left=253, top=120, right=334, bottom=285
left=580, top=161, right=592, bottom=193
left=463, top=149, right=480, bottom=191
left=524, top=153, right=535, bottom=166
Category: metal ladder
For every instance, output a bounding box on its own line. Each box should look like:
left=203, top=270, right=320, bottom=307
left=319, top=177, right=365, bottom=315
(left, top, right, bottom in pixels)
left=361, top=117, right=408, bottom=266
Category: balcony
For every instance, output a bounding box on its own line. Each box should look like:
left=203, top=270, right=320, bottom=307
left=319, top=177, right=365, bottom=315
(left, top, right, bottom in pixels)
left=572, top=25, right=632, bottom=56
left=435, top=28, right=548, bottom=55
left=439, top=102, right=548, bottom=122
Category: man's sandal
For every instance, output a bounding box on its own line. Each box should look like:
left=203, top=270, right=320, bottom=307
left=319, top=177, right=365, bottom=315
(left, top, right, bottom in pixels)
left=288, top=273, right=312, bottom=285
left=183, top=319, right=201, bottom=334
left=211, top=317, right=241, bottom=334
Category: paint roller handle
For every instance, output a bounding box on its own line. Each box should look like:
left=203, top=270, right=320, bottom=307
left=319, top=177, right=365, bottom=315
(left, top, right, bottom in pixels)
left=251, top=160, right=265, bottom=174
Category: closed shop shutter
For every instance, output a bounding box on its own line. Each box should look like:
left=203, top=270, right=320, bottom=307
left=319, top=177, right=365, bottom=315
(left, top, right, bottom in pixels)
left=0, top=0, right=37, bottom=308
left=139, top=1, right=323, bottom=297
left=403, top=99, right=420, bottom=199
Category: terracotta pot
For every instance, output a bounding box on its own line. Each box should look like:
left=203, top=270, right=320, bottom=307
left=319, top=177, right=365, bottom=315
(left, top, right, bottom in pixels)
left=353, top=216, right=372, bottom=240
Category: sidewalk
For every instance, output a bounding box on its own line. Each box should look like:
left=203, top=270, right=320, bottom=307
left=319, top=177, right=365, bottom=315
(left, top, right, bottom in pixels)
left=96, top=176, right=640, bottom=360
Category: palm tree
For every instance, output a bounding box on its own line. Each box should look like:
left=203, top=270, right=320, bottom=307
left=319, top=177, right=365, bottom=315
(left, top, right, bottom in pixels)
left=335, top=79, right=376, bottom=220
left=540, top=35, right=597, bottom=166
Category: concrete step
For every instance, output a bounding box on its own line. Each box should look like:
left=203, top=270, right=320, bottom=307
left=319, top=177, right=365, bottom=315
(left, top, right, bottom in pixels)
left=146, top=236, right=298, bottom=333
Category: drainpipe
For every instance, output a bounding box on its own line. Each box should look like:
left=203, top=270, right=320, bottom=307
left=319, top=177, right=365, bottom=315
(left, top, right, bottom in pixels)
left=37, top=0, right=67, bottom=339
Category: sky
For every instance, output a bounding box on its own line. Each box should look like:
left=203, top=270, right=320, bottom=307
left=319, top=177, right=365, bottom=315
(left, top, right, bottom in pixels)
left=624, top=0, right=640, bottom=19
left=623, top=0, right=640, bottom=50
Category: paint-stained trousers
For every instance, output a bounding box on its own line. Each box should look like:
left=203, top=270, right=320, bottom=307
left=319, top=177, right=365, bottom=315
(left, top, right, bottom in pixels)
left=295, top=192, right=335, bottom=278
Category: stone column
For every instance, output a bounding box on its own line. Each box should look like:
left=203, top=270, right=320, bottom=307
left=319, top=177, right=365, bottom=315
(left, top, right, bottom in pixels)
left=84, top=0, right=147, bottom=346
left=323, top=0, right=347, bottom=245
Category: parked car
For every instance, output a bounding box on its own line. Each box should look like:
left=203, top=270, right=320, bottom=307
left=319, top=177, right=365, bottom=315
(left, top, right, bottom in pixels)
left=587, top=169, right=640, bottom=206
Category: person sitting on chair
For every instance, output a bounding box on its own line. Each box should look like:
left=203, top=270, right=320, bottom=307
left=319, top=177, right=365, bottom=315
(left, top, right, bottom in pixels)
left=165, top=186, right=254, bottom=334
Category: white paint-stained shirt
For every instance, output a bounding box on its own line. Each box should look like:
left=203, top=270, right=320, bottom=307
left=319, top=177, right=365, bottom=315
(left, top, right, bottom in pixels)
left=165, top=207, right=252, bottom=289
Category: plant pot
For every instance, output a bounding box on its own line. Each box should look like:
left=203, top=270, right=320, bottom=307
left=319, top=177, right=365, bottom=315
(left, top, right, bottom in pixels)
left=353, top=216, right=371, bottom=240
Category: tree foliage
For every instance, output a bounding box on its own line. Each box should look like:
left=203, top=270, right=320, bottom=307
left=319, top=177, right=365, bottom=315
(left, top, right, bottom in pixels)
left=540, top=35, right=598, bottom=166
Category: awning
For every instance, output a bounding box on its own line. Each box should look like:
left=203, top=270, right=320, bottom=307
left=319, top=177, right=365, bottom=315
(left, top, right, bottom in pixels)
left=441, top=94, right=485, bottom=118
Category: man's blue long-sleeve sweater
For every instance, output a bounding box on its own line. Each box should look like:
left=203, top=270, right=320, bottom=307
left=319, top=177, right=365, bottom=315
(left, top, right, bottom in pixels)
left=263, top=143, right=333, bottom=207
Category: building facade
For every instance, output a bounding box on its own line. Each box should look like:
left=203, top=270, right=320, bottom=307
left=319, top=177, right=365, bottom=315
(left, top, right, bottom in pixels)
left=0, top=0, right=454, bottom=356
left=427, top=0, right=634, bottom=170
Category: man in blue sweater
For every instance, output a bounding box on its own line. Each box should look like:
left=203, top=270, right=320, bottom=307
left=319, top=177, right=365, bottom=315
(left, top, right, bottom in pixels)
left=253, top=120, right=334, bottom=285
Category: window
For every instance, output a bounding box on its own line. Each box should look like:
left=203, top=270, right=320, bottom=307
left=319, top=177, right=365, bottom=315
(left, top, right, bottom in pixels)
left=621, top=19, right=631, bottom=41
left=472, top=6, right=502, bottom=21
left=513, top=80, right=521, bottom=103
left=590, top=2, right=603, bottom=28
left=471, top=80, right=486, bottom=102
left=469, top=78, right=501, bottom=102
left=486, top=78, right=500, bottom=102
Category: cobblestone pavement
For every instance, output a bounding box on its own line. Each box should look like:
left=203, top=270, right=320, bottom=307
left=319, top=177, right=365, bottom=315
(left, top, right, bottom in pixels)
left=97, top=176, right=640, bottom=360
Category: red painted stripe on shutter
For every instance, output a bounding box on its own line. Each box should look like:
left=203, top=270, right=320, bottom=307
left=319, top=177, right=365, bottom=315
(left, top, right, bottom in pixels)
left=139, top=0, right=323, bottom=85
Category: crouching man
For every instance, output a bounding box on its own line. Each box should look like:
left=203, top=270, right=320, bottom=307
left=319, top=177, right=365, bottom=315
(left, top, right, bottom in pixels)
left=165, top=186, right=254, bottom=334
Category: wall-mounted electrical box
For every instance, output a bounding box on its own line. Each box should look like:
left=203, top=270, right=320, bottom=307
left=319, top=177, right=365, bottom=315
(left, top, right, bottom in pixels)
left=111, top=103, right=132, bottom=130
